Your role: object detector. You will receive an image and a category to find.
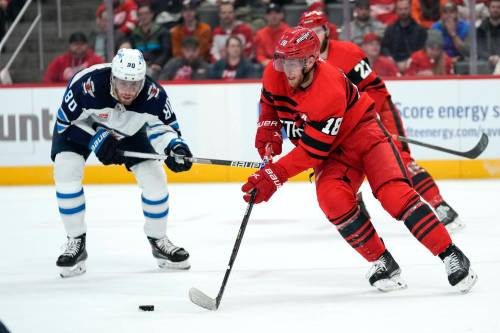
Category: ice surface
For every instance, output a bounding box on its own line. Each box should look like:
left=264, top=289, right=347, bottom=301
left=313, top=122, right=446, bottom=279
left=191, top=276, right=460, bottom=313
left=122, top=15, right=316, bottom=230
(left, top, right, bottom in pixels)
left=0, top=180, right=499, bottom=333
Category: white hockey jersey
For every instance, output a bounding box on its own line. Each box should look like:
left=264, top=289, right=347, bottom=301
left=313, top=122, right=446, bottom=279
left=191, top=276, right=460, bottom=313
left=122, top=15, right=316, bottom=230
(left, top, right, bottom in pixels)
left=55, top=63, right=182, bottom=154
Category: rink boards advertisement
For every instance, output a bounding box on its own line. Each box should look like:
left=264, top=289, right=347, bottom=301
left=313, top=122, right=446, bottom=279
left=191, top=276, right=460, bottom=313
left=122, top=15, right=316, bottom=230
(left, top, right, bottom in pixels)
left=1, top=77, right=499, bottom=185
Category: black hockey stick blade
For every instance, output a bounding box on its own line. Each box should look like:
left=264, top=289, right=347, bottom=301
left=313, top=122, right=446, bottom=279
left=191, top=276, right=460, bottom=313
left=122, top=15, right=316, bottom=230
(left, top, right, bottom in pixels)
left=189, top=287, right=218, bottom=311
left=396, top=133, right=489, bottom=159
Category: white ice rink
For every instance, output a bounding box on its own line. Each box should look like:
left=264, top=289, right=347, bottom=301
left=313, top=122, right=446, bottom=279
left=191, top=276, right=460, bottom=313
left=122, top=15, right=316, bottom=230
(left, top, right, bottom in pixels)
left=0, top=179, right=499, bottom=333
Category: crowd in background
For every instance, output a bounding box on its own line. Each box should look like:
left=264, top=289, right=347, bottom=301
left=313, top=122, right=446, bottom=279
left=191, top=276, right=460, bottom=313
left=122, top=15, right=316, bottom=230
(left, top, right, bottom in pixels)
left=38, top=0, right=500, bottom=82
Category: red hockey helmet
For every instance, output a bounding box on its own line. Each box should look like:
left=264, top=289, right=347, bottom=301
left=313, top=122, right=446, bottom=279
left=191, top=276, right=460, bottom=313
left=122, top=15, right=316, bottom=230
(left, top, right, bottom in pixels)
left=273, top=27, right=320, bottom=72
left=299, top=10, right=328, bottom=29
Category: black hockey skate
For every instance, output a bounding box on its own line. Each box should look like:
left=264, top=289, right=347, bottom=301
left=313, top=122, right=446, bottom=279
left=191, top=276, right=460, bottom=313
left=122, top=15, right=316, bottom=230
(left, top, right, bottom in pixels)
left=367, top=250, right=407, bottom=292
left=435, top=201, right=464, bottom=233
left=147, top=236, right=190, bottom=270
left=57, top=234, right=88, bottom=278
left=439, top=244, right=477, bottom=293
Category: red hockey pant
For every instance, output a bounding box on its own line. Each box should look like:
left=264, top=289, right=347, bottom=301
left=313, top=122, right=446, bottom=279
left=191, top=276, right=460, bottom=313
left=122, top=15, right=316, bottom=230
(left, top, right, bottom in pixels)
left=315, top=115, right=451, bottom=261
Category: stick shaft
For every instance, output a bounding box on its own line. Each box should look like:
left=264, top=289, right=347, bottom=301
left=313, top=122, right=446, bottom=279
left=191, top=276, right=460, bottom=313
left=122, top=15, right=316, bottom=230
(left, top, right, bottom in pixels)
left=395, top=133, right=489, bottom=159
left=121, top=150, right=264, bottom=168
left=215, top=190, right=257, bottom=308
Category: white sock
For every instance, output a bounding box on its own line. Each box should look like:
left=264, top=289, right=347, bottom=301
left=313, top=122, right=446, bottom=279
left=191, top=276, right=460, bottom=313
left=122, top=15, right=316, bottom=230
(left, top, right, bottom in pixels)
left=132, top=160, right=169, bottom=239
left=54, top=152, right=86, bottom=237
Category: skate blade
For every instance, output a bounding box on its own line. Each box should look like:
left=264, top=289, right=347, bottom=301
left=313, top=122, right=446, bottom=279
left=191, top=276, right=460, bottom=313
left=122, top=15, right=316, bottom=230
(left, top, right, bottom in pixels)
left=456, top=269, right=478, bottom=293
left=373, top=275, right=408, bottom=292
left=59, top=261, right=86, bottom=278
left=157, top=258, right=191, bottom=270
left=445, top=219, right=466, bottom=234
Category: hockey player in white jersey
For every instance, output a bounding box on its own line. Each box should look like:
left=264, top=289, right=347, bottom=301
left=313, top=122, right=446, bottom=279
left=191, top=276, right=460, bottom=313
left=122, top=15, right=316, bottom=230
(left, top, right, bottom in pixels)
left=51, top=49, right=191, bottom=278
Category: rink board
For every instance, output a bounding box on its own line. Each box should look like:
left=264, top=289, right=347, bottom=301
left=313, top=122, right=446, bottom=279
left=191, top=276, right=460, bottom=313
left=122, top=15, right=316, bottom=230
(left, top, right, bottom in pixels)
left=1, top=77, right=499, bottom=185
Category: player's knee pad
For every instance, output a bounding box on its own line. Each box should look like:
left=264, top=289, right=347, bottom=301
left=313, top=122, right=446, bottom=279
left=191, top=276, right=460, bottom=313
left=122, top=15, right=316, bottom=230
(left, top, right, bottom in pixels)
left=375, top=180, right=420, bottom=219
left=54, top=152, right=85, bottom=190
left=131, top=160, right=168, bottom=198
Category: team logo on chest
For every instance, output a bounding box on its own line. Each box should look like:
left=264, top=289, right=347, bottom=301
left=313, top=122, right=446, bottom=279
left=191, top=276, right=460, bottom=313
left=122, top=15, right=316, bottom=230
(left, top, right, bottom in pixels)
left=147, top=84, right=160, bottom=101
left=82, top=77, right=95, bottom=98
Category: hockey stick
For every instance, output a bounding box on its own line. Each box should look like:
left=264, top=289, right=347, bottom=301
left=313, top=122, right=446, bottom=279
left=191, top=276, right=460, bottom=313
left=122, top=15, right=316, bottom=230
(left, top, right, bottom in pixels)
left=188, top=190, right=257, bottom=311
left=394, top=133, right=489, bottom=159
left=189, top=148, right=271, bottom=311
left=120, top=150, right=264, bottom=169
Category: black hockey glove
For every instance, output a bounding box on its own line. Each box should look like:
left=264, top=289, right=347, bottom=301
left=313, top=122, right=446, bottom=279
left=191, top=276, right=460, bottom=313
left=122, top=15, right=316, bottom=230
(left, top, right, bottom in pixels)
left=164, top=140, right=193, bottom=172
left=88, top=128, right=125, bottom=165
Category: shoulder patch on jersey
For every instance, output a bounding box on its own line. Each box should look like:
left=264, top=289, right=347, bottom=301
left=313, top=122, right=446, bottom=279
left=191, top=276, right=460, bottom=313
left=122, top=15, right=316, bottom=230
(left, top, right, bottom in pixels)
left=82, top=77, right=96, bottom=98
left=147, top=83, right=160, bottom=101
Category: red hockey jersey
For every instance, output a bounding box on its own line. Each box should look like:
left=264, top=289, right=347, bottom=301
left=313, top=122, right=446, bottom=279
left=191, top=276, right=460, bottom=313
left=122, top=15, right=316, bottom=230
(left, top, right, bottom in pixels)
left=259, top=60, right=374, bottom=178
left=326, top=40, right=390, bottom=113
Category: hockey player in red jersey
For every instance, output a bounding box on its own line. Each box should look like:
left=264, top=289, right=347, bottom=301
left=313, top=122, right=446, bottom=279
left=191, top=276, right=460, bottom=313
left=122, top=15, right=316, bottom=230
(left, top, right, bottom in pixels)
left=299, top=10, right=463, bottom=232
left=241, top=27, right=477, bottom=292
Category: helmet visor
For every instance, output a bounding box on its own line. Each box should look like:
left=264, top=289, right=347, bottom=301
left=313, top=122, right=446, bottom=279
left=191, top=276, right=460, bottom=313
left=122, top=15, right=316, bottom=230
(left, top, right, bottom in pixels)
left=113, top=77, right=143, bottom=93
left=273, top=54, right=305, bottom=73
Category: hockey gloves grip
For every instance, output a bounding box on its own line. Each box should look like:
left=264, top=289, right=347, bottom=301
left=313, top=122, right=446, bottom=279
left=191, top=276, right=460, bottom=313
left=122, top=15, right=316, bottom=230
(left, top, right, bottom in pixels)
left=241, top=163, right=288, bottom=204
left=255, top=120, right=282, bottom=159
left=165, top=140, right=193, bottom=173
left=88, top=128, right=125, bottom=165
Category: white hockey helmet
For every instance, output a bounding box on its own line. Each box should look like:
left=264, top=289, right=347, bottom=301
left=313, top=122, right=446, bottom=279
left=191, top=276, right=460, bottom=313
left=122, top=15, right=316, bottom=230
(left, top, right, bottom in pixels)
left=111, top=48, right=147, bottom=82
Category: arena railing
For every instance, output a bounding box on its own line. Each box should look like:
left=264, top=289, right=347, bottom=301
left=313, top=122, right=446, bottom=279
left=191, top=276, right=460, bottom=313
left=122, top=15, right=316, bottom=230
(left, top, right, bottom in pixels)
left=0, top=0, right=43, bottom=84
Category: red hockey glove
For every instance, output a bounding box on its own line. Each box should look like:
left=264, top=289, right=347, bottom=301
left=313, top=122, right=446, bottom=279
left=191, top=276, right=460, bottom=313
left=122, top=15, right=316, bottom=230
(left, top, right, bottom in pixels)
left=241, top=163, right=288, bottom=204
left=255, top=120, right=282, bottom=159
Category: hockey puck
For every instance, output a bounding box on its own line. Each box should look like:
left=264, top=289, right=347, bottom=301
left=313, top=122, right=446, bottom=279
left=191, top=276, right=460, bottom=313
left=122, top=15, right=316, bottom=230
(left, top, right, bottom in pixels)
left=138, top=305, right=154, bottom=311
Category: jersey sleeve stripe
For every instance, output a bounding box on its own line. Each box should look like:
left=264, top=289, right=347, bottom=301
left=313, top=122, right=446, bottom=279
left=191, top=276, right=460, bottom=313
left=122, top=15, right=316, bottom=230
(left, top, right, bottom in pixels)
left=273, top=105, right=297, bottom=114
left=57, top=108, right=70, bottom=123
left=300, top=132, right=332, bottom=153
left=361, top=77, right=384, bottom=90
left=298, top=141, right=329, bottom=159
left=304, top=124, right=337, bottom=144
left=262, top=88, right=274, bottom=103
left=271, top=94, right=298, bottom=106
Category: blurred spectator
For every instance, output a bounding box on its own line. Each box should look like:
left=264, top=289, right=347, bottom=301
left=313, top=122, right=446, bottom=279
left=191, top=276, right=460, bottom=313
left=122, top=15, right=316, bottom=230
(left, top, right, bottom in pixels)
left=361, top=32, right=400, bottom=76
left=370, top=0, right=398, bottom=25
left=89, top=6, right=125, bottom=60
left=455, top=0, right=489, bottom=26
left=209, top=35, right=260, bottom=79
left=152, top=0, right=183, bottom=29
left=477, top=0, right=500, bottom=73
left=411, top=0, right=447, bottom=29
left=159, top=37, right=209, bottom=80
left=210, top=1, right=254, bottom=62
left=340, top=0, right=385, bottom=45
left=97, top=0, right=138, bottom=35
left=431, top=2, right=469, bottom=59
left=43, top=32, right=104, bottom=83
left=171, top=0, right=212, bottom=61
left=406, top=30, right=453, bottom=76
left=116, top=36, right=133, bottom=51
left=130, top=2, right=171, bottom=79
left=254, top=3, right=288, bottom=66
left=382, top=0, right=427, bottom=72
